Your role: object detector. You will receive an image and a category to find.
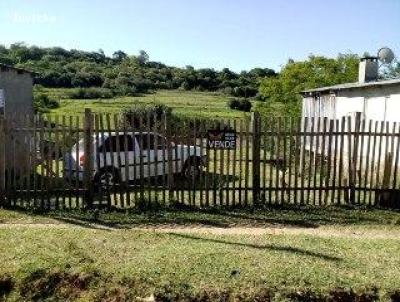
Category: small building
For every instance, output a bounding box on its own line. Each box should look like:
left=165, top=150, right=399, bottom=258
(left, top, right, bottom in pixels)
left=0, top=63, right=34, bottom=117
left=0, top=64, right=34, bottom=181
left=302, top=57, right=400, bottom=122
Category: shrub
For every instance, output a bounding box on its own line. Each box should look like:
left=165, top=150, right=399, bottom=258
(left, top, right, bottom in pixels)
left=68, top=87, right=114, bottom=99
left=34, top=93, right=59, bottom=113
left=120, top=103, right=174, bottom=129
left=228, top=98, right=252, bottom=112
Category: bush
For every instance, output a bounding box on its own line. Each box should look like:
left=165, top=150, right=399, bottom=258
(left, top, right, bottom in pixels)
left=228, top=98, right=252, bottom=112
left=34, top=93, right=59, bottom=113
left=68, top=87, right=114, bottom=99
left=120, top=103, right=174, bottom=129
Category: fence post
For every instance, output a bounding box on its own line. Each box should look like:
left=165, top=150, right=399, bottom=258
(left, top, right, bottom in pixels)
left=0, top=116, right=5, bottom=207
left=349, top=112, right=361, bottom=204
left=83, top=108, right=94, bottom=208
left=252, top=112, right=261, bottom=205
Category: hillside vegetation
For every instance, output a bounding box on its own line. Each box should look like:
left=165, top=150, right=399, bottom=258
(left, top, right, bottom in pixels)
left=1, top=43, right=379, bottom=118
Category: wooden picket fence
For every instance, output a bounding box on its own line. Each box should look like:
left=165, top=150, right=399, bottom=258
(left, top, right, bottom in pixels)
left=0, top=110, right=399, bottom=210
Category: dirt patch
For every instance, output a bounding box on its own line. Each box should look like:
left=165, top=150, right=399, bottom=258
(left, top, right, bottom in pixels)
left=1, top=222, right=400, bottom=240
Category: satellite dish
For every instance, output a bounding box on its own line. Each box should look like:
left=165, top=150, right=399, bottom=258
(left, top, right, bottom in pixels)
left=378, top=47, right=395, bottom=64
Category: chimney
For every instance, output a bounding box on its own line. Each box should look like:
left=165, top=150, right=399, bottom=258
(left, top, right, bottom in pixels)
left=358, top=56, right=378, bottom=83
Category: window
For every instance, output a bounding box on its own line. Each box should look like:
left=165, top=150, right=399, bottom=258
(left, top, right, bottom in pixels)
left=99, top=135, right=135, bottom=152
left=135, top=133, right=167, bottom=150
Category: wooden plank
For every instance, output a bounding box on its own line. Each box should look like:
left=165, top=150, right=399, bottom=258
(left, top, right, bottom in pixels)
left=324, top=119, right=334, bottom=205
left=330, top=119, right=339, bottom=204
left=61, top=116, right=67, bottom=209
left=160, top=112, right=167, bottom=206
left=199, top=119, right=205, bottom=207
left=318, top=117, right=328, bottom=205
left=293, top=117, right=301, bottom=204
left=165, top=113, right=174, bottom=205
left=238, top=119, right=244, bottom=206
left=146, top=112, right=152, bottom=206
left=357, top=117, right=366, bottom=204
left=0, top=115, right=5, bottom=206
left=54, top=115, right=60, bottom=209
left=307, top=117, right=315, bottom=205
left=244, top=118, right=250, bottom=206
left=262, top=117, right=268, bottom=204
left=368, top=121, right=379, bottom=205
left=299, top=117, right=307, bottom=205
left=287, top=117, right=293, bottom=204
left=362, top=120, right=373, bottom=204
left=83, top=109, right=94, bottom=208
left=114, top=114, right=124, bottom=207
left=204, top=119, right=210, bottom=207
left=269, top=117, right=276, bottom=204
left=280, top=117, right=287, bottom=204
left=337, top=117, right=346, bottom=204
left=374, top=121, right=385, bottom=204
left=312, top=117, right=321, bottom=205
left=392, top=123, right=400, bottom=190
left=252, top=112, right=261, bottom=205
left=74, top=116, right=81, bottom=209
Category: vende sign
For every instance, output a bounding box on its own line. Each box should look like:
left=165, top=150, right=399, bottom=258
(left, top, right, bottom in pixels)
left=207, top=129, right=236, bottom=150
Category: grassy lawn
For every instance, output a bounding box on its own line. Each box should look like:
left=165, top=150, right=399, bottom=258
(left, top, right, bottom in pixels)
left=0, top=207, right=400, bottom=300
left=45, top=88, right=250, bottom=120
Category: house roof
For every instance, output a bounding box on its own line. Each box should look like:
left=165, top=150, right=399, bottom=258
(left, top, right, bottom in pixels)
left=302, top=78, right=400, bottom=95
left=0, top=63, right=35, bottom=75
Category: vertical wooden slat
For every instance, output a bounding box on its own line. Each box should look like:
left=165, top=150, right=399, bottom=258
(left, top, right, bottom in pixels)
left=0, top=115, right=5, bottom=207
left=318, top=117, right=327, bottom=205
left=199, top=119, right=205, bottom=207
left=54, top=116, right=60, bottom=209
left=362, top=120, right=373, bottom=204
left=269, top=117, right=276, bottom=204
left=238, top=119, right=243, bottom=206
left=337, top=117, right=346, bottom=204
left=299, top=117, right=307, bottom=205
left=374, top=121, right=385, bottom=204
left=204, top=120, right=210, bottom=207
left=252, top=112, right=261, bottom=205
left=83, top=109, right=94, bottom=209
left=330, top=119, right=339, bottom=204
left=281, top=117, right=287, bottom=203
left=74, top=116, right=80, bottom=209
left=244, top=118, right=250, bottom=206
left=324, top=119, right=334, bottom=204
left=113, top=114, right=124, bottom=207
left=287, top=117, right=293, bottom=204
left=392, top=123, right=400, bottom=190
left=357, top=117, right=366, bottom=204
left=368, top=121, right=379, bottom=205
left=307, top=117, right=315, bottom=205
left=146, top=112, right=152, bottom=205
left=94, top=115, right=101, bottom=207
left=262, top=117, right=268, bottom=204
left=60, top=116, right=67, bottom=209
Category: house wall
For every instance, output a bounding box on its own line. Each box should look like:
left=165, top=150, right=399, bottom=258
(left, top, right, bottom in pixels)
left=301, top=84, right=400, bottom=174
left=0, top=68, right=34, bottom=117
left=0, top=68, right=34, bottom=176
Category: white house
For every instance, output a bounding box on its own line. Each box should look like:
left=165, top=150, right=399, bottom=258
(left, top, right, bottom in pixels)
left=301, top=57, right=400, bottom=183
left=302, top=57, right=400, bottom=123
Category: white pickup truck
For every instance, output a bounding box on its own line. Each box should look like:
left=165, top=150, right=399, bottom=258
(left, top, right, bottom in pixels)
left=64, top=132, right=206, bottom=187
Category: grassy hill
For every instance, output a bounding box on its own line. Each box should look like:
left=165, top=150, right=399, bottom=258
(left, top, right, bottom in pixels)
left=46, top=88, right=250, bottom=120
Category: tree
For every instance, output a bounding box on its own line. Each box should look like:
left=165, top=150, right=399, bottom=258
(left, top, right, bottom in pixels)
left=137, top=50, right=149, bottom=65
left=112, top=50, right=127, bottom=62
left=259, top=53, right=359, bottom=105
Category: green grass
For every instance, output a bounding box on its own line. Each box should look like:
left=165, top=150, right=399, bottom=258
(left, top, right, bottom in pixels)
left=45, top=88, right=250, bottom=119
left=1, top=207, right=400, bottom=300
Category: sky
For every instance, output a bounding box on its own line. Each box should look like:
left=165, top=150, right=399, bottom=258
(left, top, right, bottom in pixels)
left=0, top=0, right=399, bottom=72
